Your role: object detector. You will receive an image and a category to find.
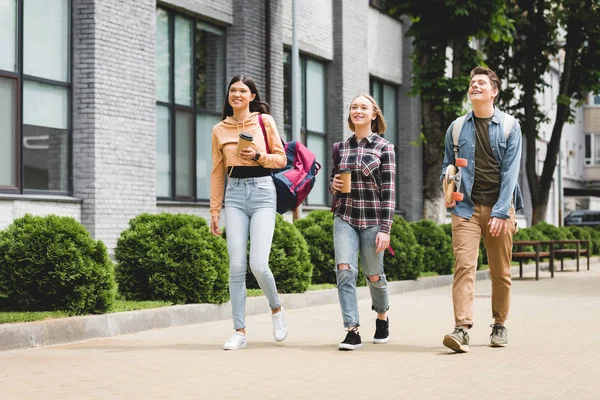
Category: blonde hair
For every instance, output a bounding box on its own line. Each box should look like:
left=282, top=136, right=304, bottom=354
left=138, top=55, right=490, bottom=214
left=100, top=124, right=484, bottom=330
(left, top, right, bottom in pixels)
left=347, top=94, right=387, bottom=135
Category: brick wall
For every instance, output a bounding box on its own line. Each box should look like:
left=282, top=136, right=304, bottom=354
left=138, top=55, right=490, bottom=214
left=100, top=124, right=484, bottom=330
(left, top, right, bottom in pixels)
left=72, top=0, right=157, bottom=251
left=396, top=17, right=423, bottom=221
left=281, top=0, right=334, bottom=61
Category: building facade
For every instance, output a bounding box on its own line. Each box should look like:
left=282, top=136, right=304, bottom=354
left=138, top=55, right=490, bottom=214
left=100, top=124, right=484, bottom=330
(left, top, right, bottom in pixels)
left=0, top=0, right=422, bottom=251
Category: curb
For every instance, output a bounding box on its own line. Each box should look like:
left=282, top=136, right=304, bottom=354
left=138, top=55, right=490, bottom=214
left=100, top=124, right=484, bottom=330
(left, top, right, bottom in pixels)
left=1, top=257, right=596, bottom=352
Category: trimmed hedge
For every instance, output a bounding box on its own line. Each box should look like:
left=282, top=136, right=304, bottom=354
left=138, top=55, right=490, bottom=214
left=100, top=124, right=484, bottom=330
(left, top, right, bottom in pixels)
left=247, top=214, right=313, bottom=293
left=410, top=219, right=453, bottom=275
left=115, top=213, right=229, bottom=304
left=385, top=215, right=424, bottom=280
left=0, top=214, right=115, bottom=314
left=294, top=210, right=335, bottom=284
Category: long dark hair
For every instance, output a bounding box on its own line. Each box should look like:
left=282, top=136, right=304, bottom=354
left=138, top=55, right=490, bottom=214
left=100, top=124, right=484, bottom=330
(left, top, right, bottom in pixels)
left=221, top=75, right=270, bottom=119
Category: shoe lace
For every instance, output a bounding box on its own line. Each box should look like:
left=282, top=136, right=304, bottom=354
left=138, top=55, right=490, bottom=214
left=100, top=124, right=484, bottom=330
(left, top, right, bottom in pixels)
left=453, top=326, right=466, bottom=336
left=273, top=313, right=284, bottom=331
left=490, top=324, right=505, bottom=336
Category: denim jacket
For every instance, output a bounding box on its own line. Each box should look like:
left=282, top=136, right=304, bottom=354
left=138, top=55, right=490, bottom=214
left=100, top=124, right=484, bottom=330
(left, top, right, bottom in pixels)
left=440, top=107, right=523, bottom=220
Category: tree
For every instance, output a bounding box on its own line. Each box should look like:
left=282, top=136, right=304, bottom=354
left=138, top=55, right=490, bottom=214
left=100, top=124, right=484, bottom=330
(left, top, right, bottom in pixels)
left=383, top=0, right=513, bottom=221
left=485, top=0, right=600, bottom=225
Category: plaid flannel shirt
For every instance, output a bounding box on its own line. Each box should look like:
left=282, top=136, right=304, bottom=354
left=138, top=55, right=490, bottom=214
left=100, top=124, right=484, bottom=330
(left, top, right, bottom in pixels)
left=330, top=133, right=396, bottom=234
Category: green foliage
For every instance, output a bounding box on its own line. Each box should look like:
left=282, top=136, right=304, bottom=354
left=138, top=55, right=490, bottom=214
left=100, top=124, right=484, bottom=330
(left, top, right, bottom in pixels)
left=567, top=226, right=594, bottom=254
left=385, top=215, right=424, bottom=280
left=410, top=219, right=453, bottom=275
left=115, top=213, right=229, bottom=304
left=530, top=222, right=574, bottom=241
left=588, top=226, right=600, bottom=255
left=0, top=214, right=115, bottom=314
left=247, top=214, right=313, bottom=293
left=294, top=210, right=335, bottom=284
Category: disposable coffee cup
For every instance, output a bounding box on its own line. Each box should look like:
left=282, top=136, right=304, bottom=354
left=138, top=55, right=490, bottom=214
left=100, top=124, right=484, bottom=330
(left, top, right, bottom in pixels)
left=237, top=132, right=254, bottom=152
left=339, top=169, right=351, bottom=193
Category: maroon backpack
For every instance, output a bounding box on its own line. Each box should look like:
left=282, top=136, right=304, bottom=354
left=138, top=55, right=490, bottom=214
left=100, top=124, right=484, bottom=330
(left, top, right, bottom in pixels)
left=259, top=115, right=322, bottom=214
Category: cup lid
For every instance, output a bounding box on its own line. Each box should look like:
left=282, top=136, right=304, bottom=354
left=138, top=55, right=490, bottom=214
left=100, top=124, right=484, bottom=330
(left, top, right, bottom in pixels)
left=239, top=133, right=253, bottom=141
left=338, top=168, right=351, bottom=173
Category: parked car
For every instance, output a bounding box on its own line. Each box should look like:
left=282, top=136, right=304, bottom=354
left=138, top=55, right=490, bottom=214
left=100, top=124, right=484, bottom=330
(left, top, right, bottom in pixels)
left=564, top=210, right=600, bottom=227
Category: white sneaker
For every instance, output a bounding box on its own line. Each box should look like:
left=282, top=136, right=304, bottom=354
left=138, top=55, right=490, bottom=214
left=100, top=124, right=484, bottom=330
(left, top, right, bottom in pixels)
left=272, top=308, right=288, bottom=342
left=223, top=332, right=247, bottom=350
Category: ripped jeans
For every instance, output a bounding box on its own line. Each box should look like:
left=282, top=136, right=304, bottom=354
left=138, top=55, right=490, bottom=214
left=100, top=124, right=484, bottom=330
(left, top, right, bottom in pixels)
left=334, top=216, right=389, bottom=328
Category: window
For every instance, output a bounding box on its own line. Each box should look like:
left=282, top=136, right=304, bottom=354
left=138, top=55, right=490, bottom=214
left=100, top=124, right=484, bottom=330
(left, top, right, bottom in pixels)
left=283, top=49, right=328, bottom=206
left=584, top=133, right=600, bottom=165
left=0, top=0, right=71, bottom=193
left=371, top=77, right=399, bottom=207
left=156, top=8, right=226, bottom=200
left=595, top=94, right=600, bottom=105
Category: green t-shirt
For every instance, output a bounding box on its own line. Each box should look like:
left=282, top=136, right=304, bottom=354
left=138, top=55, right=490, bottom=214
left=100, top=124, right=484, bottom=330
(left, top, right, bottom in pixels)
left=472, top=116, right=500, bottom=205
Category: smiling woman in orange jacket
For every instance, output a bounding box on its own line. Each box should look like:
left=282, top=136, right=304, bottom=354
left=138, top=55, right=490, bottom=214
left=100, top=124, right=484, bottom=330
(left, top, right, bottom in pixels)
left=210, top=75, right=287, bottom=351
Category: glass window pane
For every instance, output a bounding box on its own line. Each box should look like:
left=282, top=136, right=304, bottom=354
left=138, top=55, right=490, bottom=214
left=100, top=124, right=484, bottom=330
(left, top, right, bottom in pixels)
left=174, top=15, right=192, bottom=106
left=196, top=113, right=221, bottom=199
left=196, top=22, right=225, bottom=112
left=0, top=77, right=17, bottom=187
left=306, top=133, right=327, bottom=205
left=23, top=81, right=68, bottom=129
left=383, top=84, right=397, bottom=146
left=594, top=95, right=600, bottom=105
left=23, top=125, right=68, bottom=191
left=0, top=0, right=17, bottom=72
left=306, top=59, right=326, bottom=133
left=175, top=110, right=194, bottom=197
left=24, top=0, right=69, bottom=82
left=156, top=106, right=171, bottom=197
left=156, top=8, right=170, bottom=103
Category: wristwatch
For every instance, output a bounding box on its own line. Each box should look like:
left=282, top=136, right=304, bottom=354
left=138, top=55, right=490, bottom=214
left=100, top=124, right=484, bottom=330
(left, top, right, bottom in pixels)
left=253, top=151, right=261, bottom=161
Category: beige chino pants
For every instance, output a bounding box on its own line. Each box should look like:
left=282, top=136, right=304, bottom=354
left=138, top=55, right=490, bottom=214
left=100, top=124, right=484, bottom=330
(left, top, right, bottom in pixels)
left=451, top=203, right=516, bottom=328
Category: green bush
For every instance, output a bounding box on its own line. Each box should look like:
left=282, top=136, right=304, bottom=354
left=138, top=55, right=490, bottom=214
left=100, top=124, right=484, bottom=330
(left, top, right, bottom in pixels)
left=567, top=226, right=593, bottom=253
left=385, top=215, right=424, bottom=280
left=247, top=214, right=313, bottom=293
left=584, top=226, right=600, bottom=255
left=115, top=213, right=229, bottom=304
left=410, top=219, right=453, bottom=275
left=530, top=221, right=574, bottom=241
left=0, top=214, right=115, bottom=314
left=294, top=210, right=335, bottom=284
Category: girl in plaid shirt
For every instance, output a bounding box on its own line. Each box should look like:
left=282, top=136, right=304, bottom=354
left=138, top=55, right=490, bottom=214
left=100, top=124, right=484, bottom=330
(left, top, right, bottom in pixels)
left=330, top=94, right=396, bottom=351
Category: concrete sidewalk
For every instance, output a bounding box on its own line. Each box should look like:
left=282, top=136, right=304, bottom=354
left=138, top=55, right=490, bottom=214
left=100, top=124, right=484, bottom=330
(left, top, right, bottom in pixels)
left=0, top=256, right=579, bottom=352
left=1, top=259, right=599, bottom=399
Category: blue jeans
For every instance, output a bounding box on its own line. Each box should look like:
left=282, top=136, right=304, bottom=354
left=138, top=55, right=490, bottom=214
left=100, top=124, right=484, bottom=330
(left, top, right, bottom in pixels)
left=334, top=216, right=389, bottom=328
left=224, top=176, right=280, bottom=330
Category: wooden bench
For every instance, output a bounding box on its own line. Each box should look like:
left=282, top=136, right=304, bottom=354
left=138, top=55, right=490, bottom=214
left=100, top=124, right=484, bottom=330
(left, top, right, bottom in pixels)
left=551, top=239, right=590, bottom=272
left=512, top=240, right=555, bottom=280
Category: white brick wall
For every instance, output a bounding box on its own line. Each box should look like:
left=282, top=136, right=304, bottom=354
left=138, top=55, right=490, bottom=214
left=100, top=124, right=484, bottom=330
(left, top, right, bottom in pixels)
left=282, top=0, right=334, bottom=61
left=73, top=0, right=157, bottom=251
left=0, top=198, right=81, bottom=231
left=368, top=8, right=403, bottom=85
left=158, top=0, right=233, bottom=24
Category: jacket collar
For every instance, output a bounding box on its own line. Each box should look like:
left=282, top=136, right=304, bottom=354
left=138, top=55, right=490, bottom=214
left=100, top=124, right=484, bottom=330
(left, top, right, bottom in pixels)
left=465, top=106, right=503, bottom=124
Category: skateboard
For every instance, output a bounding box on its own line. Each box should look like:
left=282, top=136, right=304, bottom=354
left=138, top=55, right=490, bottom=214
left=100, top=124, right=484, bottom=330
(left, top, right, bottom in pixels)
left=443, top=158, right=468, bottom=203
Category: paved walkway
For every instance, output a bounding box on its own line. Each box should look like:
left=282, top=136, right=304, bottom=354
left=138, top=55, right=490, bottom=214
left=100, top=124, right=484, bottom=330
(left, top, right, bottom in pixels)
left=2, top=266, right=599, bottom=400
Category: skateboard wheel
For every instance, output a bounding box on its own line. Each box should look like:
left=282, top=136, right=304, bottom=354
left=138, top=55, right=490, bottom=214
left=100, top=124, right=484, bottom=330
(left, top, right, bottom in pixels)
left=455, top=158, right=468, bottom=167
left=452, top=192, right=464, bottom=202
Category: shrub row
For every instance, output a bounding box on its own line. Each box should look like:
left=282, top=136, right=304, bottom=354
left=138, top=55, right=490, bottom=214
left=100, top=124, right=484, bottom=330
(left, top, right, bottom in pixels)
left=2, top=211, right=599, bottom=315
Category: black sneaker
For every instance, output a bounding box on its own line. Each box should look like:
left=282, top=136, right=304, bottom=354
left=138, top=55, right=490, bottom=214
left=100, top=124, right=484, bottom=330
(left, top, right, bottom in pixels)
left=339, top=329, right=362, bottom=351
left=373, top=318, right=390, bottom=344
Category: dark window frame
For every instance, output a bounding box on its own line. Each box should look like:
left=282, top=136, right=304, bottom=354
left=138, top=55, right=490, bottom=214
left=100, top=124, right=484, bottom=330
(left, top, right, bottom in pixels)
left=0, top=0, right=73, bottom=195
left=156, top=6, right=227, bottom=202
left=370, top=76, right=399, bottom=209
left=283, top=48, right=328, bottom=206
